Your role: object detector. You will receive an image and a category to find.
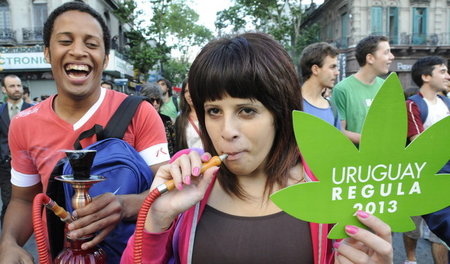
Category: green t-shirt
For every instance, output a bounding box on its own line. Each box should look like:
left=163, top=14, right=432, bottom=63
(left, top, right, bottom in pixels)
left=160, top=96, right=179, bottom=121
left=331, top=75, right=384, bottom=133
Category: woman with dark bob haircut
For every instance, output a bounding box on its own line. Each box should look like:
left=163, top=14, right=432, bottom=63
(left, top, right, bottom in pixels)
left=121, top=32, right=393, bottom=264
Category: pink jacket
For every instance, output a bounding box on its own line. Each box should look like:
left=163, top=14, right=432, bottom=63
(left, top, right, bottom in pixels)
left=121, top=179, right=334, bottom=264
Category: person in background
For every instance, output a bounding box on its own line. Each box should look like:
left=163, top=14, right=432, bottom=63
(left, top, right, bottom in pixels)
left=140, top=82, right=176, bottom=156
left=174, top=79, right=203, bottom=152
left=0, top=2, right=169, bottom=263
left=121, top=32, right=393, bottom=264
left=22, top=86, right=33, bottom=105
left=332, top=35, right=394, bottom=145
left=300, top=42, right=341, bottom=129
left=403, top=56, right=450, bottom=264
left=158, top=78, right=179, bottom=121
left=0, top=75, right=33, bottom=226
left=101, top=80, right=114, bottom=90
left=32, top=97, right=42, bottom=104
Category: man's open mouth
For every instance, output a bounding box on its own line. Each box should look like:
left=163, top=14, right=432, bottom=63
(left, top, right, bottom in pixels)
left=65, top=63, right=91, bottom=79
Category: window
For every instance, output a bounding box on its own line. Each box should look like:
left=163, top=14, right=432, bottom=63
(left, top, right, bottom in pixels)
left=412, top=7, right=427, bottom=45
left=371, top=7, right=383, bottom=34
left=33, top=3, right=47, bottom=28
left=0, top=0, right=11, bottom=30
left=341, top=12, right=349, bottom=48
left=387, top=7, right=399, bottom=44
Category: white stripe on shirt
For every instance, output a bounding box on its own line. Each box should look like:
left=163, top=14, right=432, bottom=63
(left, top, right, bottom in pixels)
left=11, top=168, right=40, bottom=187
left=407, top=101, right=421, bottom=136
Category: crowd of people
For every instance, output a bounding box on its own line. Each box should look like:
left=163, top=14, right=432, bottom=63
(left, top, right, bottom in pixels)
left=0, top=1, right=448, bottom=264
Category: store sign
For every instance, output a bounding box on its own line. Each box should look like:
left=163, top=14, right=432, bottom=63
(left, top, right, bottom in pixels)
left=105, top=50, right=134, bottom=76
left=0, top=52, right=50, bottom=70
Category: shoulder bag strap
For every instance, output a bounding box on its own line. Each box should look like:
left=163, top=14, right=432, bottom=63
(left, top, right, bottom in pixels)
left=73, top=96, right=144, bottom=149
left=408, top=94, right=427, bottom=123
left=187, top=116, right=201, bottom=136
left=103, top=95, right=145, bottom=139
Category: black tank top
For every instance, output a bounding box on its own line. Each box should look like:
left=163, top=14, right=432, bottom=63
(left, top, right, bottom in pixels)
left=192, top=205, right=313, bottom=264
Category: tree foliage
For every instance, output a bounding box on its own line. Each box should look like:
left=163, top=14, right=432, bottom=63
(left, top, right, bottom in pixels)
left=215, top=0, right=320, bottom=70
left=114, top=0, right=212, bottom=80
left=163, top=58, right=191, bottom=86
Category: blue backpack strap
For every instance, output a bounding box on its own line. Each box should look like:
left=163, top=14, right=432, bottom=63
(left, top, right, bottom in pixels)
left=437, top=94, right=450, bottom=111
left=408, top=94, right=427, bottom=123
left=326, top=98, right=339, bottom=127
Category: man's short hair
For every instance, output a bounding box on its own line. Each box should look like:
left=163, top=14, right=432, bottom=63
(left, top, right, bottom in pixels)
left=1, top=74, right=20, bottom=87
left=411, top=56, right=446, bottom=87
left=23, top=86, right=30, bottom=95
left=355, top=35, right=389, bottom=67
left=300, top=42, right=339, bottom=81
left=101, top=80, right=114, bottom=88
left=43, top=1, right=111, bottom=55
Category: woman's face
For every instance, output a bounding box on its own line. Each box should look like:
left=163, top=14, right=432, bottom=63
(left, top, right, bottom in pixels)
left=149, top=96, right=161, bottom=111
left=184, top=84, right=194, bottom=108
left=204, top=95, right=276, bottom=176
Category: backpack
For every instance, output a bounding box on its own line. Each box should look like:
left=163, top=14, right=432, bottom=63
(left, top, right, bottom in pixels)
left=408, top=94, right=450, bottom=123
left=172, top=95, right=179, bottom=112
left=46, top=96, right=153, bottom=264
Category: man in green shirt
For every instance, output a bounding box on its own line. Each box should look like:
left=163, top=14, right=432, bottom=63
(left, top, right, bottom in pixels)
left=331, top=35, right=394, bottom=144
left=158, top=78, right=179, bottom=121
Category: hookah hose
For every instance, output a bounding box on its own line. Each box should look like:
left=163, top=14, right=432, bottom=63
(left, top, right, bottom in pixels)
left=133, top=154, right=227, bottom=264
left=32, top=193, right=73, bottom=264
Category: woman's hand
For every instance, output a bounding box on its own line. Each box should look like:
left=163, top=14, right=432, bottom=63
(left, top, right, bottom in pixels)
left=145, top=151, right=218, bottom=233
left=334, top=211, right=393, bottom=264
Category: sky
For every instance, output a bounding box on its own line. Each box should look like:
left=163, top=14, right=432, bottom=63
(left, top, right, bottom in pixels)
left=192, top=0, right=325, bottom=31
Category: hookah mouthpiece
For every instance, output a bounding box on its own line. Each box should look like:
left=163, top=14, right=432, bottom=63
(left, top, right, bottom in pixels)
left=65, top=150, right=97, bottom=180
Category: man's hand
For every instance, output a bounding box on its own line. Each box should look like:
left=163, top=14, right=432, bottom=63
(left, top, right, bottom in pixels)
left=67, top=193, right=123, bottom=250
left=0, top=184, right=41, bottom=263
left=0, top=240, right=34, bottom=264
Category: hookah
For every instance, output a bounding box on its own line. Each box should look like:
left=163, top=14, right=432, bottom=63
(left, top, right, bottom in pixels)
left=131, top=153, right=228, bottom=263
left=32, top=150, right=107, bottom=264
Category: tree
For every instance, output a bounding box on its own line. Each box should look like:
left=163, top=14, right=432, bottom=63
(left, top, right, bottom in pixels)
left=163, top=58, right=191, bottom=86
left=114, top=0, right=212, bottom=81
left=215, top=0, right=320, bottom=71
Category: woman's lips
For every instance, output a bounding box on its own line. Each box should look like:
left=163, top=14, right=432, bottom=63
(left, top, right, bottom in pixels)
left=224, top=151, right=244, bottom=161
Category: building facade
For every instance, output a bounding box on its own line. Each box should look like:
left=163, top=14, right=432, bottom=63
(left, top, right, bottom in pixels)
left=0, top=0, right=134, bottom=100
left=302, top=0, right=450, bottom=90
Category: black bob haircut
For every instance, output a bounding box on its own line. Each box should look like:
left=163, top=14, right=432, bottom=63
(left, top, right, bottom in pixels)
left=43, top=1, right=111, bottom=55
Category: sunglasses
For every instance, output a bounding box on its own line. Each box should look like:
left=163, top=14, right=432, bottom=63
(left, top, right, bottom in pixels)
left=148, top=98, right=161, bottom=104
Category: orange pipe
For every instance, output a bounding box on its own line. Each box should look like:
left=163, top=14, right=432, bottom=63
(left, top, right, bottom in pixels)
left=33, top=193, right=73, bottom=264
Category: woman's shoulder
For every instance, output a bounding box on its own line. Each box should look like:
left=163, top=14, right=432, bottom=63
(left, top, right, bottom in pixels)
left=159, top=113, right=172, bottom=123
left=287, top=163, right=305, bottom=186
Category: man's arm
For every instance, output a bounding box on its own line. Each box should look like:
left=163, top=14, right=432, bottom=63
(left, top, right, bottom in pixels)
left=0, top=183, right=42, bottom=264
left=406, top=100, right=424, bottom=142
left=341, top=120, right=361, bottom=144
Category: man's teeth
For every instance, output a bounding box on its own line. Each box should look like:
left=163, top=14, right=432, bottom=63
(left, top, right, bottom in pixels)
left=66, top=64, right=89, bottom=71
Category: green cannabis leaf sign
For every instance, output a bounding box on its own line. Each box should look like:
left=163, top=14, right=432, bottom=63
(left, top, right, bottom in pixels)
left=271, top=73, right=450, bottom=239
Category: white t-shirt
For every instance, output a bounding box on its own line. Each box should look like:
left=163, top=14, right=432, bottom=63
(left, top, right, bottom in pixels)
left=186, top=120, right=203, bottom=149
left=423, top=97, right=450, bottom=129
